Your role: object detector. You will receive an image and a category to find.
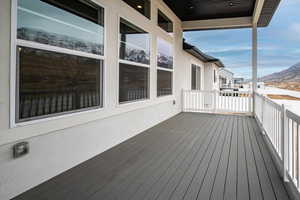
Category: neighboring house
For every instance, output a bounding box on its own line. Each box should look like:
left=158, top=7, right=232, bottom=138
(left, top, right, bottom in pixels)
left=219, top=68, right=234, bottom=89
left=183, top=41, right=224, bottom=91
left=233, top=77, right=245, bottom=88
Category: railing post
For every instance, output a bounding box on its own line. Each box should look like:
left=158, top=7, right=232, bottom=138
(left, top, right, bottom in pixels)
left=281, top=104, right=289, bottom=182
left=249, top=92, right=252, bottom=114
left=262, top=94, right=264, bottom=124
left=182, top=90, right=186, bottom=112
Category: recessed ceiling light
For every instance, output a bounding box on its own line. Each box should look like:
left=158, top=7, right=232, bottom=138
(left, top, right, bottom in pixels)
left=137, top=5, right=143, bottom=9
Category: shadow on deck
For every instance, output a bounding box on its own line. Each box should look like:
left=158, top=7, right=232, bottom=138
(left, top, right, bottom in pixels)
left=14, top=113, right=291, bottom=200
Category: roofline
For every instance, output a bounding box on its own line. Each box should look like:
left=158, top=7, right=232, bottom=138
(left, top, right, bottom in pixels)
left=219, top=68, right=234, bottom=76
left=181, top=0, right=281, bottom=31
left=257, top=0, right=281, bottom=27
left=183, top=41, right=225, bottom=68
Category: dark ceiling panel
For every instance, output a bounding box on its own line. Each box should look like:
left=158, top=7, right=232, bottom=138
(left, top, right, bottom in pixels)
left=258, top=0, right=281, bottom=27
left=163, top=0, right=256, bottom=21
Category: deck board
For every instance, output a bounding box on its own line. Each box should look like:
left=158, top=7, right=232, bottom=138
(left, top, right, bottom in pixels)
left=13, top=113, right=291, bottom=200
left=224, top=115, right=238, bottom=200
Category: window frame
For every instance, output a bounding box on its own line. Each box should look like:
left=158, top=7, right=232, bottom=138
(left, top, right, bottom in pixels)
left=157, top=9, right=173, bottom=34
left=117, top=16, right=151, bottom=105
left=10, top=0, right=107, bottom=127
left=156, top=37, right=174, bottom=97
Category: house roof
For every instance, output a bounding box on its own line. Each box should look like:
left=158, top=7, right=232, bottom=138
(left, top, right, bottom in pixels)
left=219, top=68, right=234, bottom=76
left=183, top=41, right=225, bottom=68
left=163, top=0, right=281, bottom=28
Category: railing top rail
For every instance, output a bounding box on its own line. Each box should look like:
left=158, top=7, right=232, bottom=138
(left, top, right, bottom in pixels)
left=219, top=91, right=251, bottom=94
left=184, top=89, right=251, bottom=94
left=254, top=91, right=282, bottom=110
left=286, top=109, right=300, bottom=124
left=183, top=90, right=216, bottom=93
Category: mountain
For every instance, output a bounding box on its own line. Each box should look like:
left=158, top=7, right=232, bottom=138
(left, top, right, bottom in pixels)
left=260, top=62, right=300, bottom=82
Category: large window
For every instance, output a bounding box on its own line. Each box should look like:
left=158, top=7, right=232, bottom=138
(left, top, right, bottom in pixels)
left=157, top=38, right=173, bottom=96
left=119, top=18, right=150, bottom=103
left=119, top=63, right=149, bottom=103
left=122, top=0, right=151, bottom=19
left=158, top=10, right=173, bottom=33
left=15, top=0, right=104, bottom=122
left=191, top=64, right=201, bottom=90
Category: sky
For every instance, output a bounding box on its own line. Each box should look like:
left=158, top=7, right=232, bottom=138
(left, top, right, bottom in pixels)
left=183, top=0, right=300, bottom=79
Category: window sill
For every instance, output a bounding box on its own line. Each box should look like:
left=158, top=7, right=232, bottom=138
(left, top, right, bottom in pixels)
left=157, top=94, right=173, bottom=98
left=117, top=98, right=151, bottom=108
left=11, top=107, right=105, bottom=128
left=1, top=97, right=178, bottom=146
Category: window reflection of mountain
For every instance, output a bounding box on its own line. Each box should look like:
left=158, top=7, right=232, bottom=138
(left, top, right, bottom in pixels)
left=120, top=41, right=150, bottom=64
left=17, top=28, right=104, bottom=55
left=157, top=53, right=173, bottom=68
left=123, top=48, right=150, bottom=64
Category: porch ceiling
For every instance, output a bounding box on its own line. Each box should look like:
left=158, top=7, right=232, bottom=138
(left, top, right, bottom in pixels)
left=163, top=0, right=281, bottom=30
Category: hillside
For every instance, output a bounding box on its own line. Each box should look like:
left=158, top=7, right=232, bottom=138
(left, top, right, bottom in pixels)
left=260, top=62, right=300, bottom=91
left=260, top=62, right=300, bottom=82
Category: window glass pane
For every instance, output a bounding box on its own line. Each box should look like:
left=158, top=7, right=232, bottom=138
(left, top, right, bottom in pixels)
left=122, top=0, right=151, bottom=19
left=197, top=67, right=201, bottom=89
left=119, top=18, right=150, bottom=65
left=158, top=10, right=173, bottom=33
left=191, top=65, right=196, bottom=90
left=192, top=64, right=201, bottom=90
left=17, top=46, right=103, bottom=121
left=17, top=0, right=104, bottom=55
left=214, top=70, right=216, bottom=83
left=157, top=70, right=172, bottom=97
left=157, top=38, right=173, bottom=69
left=119, top=63, right=149, bottom=103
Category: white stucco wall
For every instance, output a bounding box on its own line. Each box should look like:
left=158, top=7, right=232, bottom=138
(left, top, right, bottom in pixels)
left=181, top=51, right=205, bottom=90
left=0, top=0, right=194, bottom=199
left=204, top=63, right=220, bottom=91
left=219, top=68, right=234, bottom=87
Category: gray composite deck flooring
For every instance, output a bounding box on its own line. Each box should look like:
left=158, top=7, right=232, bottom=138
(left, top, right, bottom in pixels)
left=14, top=113, right=291, bottom=200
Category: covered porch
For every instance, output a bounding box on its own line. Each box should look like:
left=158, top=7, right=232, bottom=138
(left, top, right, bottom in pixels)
left=1, top=0, right=296, bottom=199
left=14, top=113, right=290, bottom=200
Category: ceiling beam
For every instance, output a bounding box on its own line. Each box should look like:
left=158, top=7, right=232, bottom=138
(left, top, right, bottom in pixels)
left=182, top=17, right=252, bottom=31
left=253, top=0, right=265, bottom=25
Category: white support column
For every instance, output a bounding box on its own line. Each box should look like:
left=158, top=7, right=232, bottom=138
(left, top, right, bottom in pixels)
left=252, top=25, right=258, bottom=113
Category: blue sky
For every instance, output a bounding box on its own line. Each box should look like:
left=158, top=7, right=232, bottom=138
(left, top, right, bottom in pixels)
left=183, top=0, right=300, bottom=79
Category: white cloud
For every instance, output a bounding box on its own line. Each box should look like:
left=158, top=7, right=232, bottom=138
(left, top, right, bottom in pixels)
left=287, top=23, right=300, bottom=41
left=205, top=45, right=277, bottom=54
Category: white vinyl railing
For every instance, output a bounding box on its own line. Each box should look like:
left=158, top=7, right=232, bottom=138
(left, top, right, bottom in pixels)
left=182, top=90, right=252, bottom=114
left=254, top=93, right=283, bottom=158
left=286, top=110, right=300, bottom=187
left=254, top=92, right=300, bottom=191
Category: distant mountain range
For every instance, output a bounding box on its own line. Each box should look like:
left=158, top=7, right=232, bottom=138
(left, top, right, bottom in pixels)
left=260, top=62, right=300, bottom=82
